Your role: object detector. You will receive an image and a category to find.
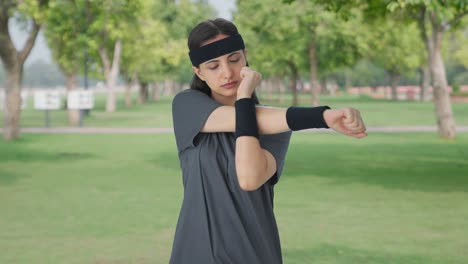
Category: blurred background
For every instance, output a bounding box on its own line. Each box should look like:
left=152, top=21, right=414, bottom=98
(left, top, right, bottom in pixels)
left=1, top=0, right=467, bottom=263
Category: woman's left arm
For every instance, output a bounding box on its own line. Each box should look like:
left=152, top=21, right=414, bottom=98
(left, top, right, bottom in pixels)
left=234, top=68, right=279, bottom=191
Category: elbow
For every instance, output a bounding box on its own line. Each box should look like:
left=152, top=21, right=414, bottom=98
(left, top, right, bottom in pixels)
left=237, top=172, right=262, bottom=191
left=235, top=152, right=267, bottom=191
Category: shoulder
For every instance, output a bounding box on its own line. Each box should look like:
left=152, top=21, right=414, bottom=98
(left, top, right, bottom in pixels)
left=174, top=89, right=208, bottom=99
left=172, top=89, right=213, bottom=107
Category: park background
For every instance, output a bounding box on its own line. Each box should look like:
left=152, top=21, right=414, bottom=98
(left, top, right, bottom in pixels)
left=1, top=0, right=468, bottom=263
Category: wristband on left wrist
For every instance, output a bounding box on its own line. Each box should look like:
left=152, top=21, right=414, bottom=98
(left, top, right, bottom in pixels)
left=235, top=98, right=259, bottom=139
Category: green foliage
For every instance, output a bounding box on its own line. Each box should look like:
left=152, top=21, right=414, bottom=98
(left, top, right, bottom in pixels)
left=235, top=0, right=305, bottom=76
left=44, top=0, right=87, bottom=75
left=16, top=0, right=50, bottom=23
left=450, top=22, right=468, bottom=68
left=388, top=0, right=468, bottom=23
left=367, top=19, right=423, bottom=77
left=119, top=0, right=215, bottom=83
left=235, top=0, right=367, bottom=79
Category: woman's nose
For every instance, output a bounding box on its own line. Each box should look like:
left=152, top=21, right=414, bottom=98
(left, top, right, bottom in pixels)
left=221, top=64, right=234, bottom=79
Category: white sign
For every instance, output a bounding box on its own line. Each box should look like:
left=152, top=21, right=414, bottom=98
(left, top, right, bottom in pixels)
left=21, top=91, right=28, bottom=109
left=34, top=90, right=62, bottom=110
left=67, top=90, right=94, bottom=109
left=0, top=90, right=28, bottom=110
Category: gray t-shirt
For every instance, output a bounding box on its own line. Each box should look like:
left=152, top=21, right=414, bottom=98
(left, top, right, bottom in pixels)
left=170, top=89, right=292, bottom=264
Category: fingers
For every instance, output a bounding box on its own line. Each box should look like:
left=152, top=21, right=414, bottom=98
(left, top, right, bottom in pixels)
left=238, top=67, right=262, bottom=98
left=240, top=67, right=249, bottom=79
left=339, top=108, right=367, bottom=138
left=240, top=67, right=262, bottom=81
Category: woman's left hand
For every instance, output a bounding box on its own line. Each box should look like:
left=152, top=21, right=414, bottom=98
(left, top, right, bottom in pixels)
left=323, top=108, right=367, bottom=138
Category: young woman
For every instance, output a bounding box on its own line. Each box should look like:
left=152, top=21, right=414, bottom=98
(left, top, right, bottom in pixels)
left=170, top=18, right=367, bottom=264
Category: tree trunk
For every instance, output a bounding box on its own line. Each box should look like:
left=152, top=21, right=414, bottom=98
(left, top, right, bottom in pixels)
left=430, top=28, right=456, bottom=139
left=345, top=69, right=352, bottom=91
left=152, top=82, right=161, bottom=102
left=288, top=62, right=299, bottom=106
left=139, top=82, right=149, bottom=104
left=124, top=81, right=133, bottom=108
left=418, top=8, right=456, bottom=138
left=419, top=65, right=431, bottom=101
left=65, top=72, right=80, bottom=126
left=320, top=78, right=327, bottom=95
left=175, top=81, right=183, bottom=94
left=163, top=79, right=175, bottom=96
left=278, top=77, right=286, bottom=104
left=418, top=7, right=434, bottom=102
left=389, top=71, right=400, bottom=101
left=99, top=39, right=122, bottom=113
left=124, top=73, right=136, bottom=108
left=0, top=13, right=41, bottom=140
left=309, top=40, right=320, bottom=106
left=266, top=78, right=273, bottom=101
left=3, top=66, right=22, bottom=140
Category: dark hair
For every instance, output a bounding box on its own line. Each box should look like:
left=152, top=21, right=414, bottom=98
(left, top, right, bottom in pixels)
left=187, top=18, right=259, bottom=104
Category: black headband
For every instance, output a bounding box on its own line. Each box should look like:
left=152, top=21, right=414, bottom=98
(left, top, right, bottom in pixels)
left=189, top=34, right=245, bottom=66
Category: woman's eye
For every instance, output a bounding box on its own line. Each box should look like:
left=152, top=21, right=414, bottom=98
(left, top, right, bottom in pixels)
left=230, top=58, right=240, bottom=63
left=209, top=65, right=218, bottom=70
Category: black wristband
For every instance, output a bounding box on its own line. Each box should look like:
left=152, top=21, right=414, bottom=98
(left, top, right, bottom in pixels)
left=235, top=98, right=259, bottom=139
left=286, top=106, right=331, bottom=131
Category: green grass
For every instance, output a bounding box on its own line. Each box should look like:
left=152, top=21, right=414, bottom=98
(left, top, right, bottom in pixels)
left=1, top=133, right=467, bottom=263
left=3, top=91, right=468, bottom=128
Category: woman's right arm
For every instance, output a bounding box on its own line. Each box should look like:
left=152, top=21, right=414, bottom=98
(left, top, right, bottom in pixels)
left=202, top=104, right=368, bottom=139
left=201, top=105, right=289, bottom=135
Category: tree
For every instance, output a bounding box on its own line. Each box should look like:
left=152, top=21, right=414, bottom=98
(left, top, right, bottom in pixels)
left=119, top=0, right=169, bottom=105
left=157, top=0, right=216, bottom=97
left=296, top=1, right=367, bottom=105
left=390, top=0, right=468, bottom=139
left=120, top=0, right=215, bottom=104
left=367, top=19, right=422, bottom=100
left=235, top=0, right=308, bottom=106
left=0, top=0, right=49, bottom=140
left=82, top=0, right=142, bottom=112
left=291, top=0, right=468, bottom=138
left=44, top=0, right=88, bottom=125
left=236, top=0, right=367, bottom=106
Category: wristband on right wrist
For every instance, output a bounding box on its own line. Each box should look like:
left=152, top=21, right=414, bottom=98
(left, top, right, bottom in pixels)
left=286, top=106, right=331, bottom=131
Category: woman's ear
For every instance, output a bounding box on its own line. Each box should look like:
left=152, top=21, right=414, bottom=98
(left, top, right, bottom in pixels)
left=243, top=49, right=248, bottom=60
left=192, top=66, right=205, bottom=81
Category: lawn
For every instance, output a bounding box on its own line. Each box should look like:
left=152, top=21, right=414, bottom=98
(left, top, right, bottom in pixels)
left=1, top=132, right=467, bottom=263
left=3, top=91, right=468, bottom=128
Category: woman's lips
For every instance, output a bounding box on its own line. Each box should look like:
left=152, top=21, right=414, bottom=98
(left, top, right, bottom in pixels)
left=221, top=81, right=238, bottom=89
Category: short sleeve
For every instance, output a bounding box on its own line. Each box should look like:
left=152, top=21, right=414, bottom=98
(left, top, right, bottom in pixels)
left=172, top=89, right=223, bottom=153
left=259, top=131, right=292, bottom=186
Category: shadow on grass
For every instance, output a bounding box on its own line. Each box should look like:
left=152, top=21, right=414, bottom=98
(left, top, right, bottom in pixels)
left=0, top=146, right=94, bottom=163
left=283, top=243, right=457, bottom=264
left=0, top=138, right=95, bottom=185
left=285, top=142, right=468, bottom=193
left=147, top=151, right=180, bottom=171
left=0, top=168, right=25, bottom=186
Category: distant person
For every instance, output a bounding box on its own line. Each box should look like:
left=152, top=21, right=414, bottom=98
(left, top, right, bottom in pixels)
left=170, top=18, right=367, bottom=264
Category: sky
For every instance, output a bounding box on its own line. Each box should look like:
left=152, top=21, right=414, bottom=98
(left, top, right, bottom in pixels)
left=9, top=0, right=235, bottom=66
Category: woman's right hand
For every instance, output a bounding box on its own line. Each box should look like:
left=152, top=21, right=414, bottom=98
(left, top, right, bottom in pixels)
left=237, top=67, right=262, bottom=99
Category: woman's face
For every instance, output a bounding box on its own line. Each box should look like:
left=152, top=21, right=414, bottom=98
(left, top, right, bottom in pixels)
left=193, top=34, right=247, bottom=104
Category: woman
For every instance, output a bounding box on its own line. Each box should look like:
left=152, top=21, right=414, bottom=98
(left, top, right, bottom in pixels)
left=170, top=18, right=367, bottom=264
